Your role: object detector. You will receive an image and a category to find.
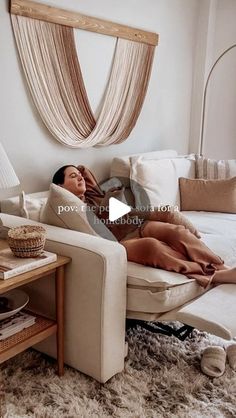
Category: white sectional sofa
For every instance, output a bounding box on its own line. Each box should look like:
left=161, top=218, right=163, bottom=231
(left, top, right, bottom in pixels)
left=1, top=150, right=236, bottom=383
left=111, top=150, right=236, bottom=316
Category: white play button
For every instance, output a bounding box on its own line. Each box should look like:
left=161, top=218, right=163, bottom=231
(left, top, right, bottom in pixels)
left=109, top=197, right=131, bottom=222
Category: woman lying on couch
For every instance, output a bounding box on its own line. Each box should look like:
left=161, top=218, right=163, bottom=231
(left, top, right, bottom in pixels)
left=52, top=165, right=236, bottom=288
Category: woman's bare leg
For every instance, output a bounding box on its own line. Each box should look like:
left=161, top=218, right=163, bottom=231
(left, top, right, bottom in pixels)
left=212, top=267, right=236, bottom=284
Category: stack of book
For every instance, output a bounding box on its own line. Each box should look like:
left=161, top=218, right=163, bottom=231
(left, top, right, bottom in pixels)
left=0, top=249, right=57, bottom=279
left=0, top=248, right=57, bottom=340
left=0, top=311, right=36, bottom=340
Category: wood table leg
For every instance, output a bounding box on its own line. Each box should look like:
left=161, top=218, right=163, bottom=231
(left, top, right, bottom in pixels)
left=55, top=265, right=65, bottom=376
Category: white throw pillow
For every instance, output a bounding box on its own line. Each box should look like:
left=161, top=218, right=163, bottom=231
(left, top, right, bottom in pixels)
left=19, top=191, right=48, bottom=222
left=130, top=156, right=195, bottom=208
left=111, top=149, right=178, bottom=186
left=196, top=156, right=236, bottom=179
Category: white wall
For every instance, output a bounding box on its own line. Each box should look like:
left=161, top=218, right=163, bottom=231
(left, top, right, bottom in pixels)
left=203, top=0, right=236, bottom=159
left=190, top=0, right=236, bottom=159
left=0, top=0, right=199, bottom=193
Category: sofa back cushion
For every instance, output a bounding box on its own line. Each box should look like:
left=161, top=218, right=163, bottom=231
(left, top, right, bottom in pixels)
left=130, top=156, right=195, bottom=208
left=1, top=191, right=49, bottom=219
left=110, top=149, right=178, bottom=187
left=179, top=177, right=236, bottom=213
left=19, top=191, right=48, bottom=221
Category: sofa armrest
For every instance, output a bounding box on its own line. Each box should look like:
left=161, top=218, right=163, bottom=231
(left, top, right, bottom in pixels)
left=1, top=214, right=127, bottom=383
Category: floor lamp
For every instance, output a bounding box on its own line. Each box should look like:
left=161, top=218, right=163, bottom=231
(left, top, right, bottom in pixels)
left=0, top=142, right=20, bottom=238
left=199, top=44, right=236, bottom=156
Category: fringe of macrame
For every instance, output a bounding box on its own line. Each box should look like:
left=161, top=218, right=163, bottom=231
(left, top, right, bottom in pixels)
left=11, top=15, right=155, bottom=148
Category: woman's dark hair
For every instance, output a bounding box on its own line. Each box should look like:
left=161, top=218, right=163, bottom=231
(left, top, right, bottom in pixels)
left=52, top=165, right=78, bottom=185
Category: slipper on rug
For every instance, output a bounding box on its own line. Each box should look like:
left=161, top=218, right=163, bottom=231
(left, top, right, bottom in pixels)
left=201, top=346, right=226, bottom=377
left=227, top=344, right=236, bottom=370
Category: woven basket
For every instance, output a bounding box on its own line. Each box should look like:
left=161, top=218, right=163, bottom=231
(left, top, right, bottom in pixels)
left=8, top=225, right=46, bottom=258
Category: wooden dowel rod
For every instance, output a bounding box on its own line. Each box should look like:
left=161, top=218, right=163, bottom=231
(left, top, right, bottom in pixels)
left=10, top=0, right=159, bottom=46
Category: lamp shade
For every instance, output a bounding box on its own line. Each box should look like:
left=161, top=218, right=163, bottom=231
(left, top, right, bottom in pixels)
left=0, top=143, right=20, bottom=189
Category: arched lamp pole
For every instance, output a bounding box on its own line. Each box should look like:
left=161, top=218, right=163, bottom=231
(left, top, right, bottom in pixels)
left=199, top=44, right=236, bottom=156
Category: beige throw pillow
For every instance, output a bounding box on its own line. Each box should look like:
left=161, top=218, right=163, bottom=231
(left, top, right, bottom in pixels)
left=179, top=177, right=236, bottom=213
left=41, top=184, right=117, bottom=240
left=41, top=184, right=98, bottom=235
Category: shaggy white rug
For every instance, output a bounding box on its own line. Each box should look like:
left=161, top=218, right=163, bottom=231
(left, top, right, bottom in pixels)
left=0, top=324, right=236, bottom=418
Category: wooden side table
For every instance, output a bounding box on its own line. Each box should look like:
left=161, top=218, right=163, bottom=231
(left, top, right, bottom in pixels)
left=0, top=240, right=71, bottom=376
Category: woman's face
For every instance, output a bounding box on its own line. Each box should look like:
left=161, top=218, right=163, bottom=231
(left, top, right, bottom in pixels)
left=61, top=166, right=86, bottom=197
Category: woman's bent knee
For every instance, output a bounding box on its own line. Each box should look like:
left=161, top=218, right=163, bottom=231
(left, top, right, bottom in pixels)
left=122, top=237, right=160, bottom=264
left=141, top=221, right=186, bottom=240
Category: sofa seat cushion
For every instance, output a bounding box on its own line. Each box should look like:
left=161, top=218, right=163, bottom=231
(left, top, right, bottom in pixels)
left=127, top=262, right=206, bottom=313
left=184, top=212, right=236, bottom=266
left=182, top=211, right=236, bottom=237
left=201, top=234, right=236, bottom=268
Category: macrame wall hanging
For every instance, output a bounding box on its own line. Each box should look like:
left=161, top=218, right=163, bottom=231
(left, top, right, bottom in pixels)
left=10, top=0, right=159, bottom=148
